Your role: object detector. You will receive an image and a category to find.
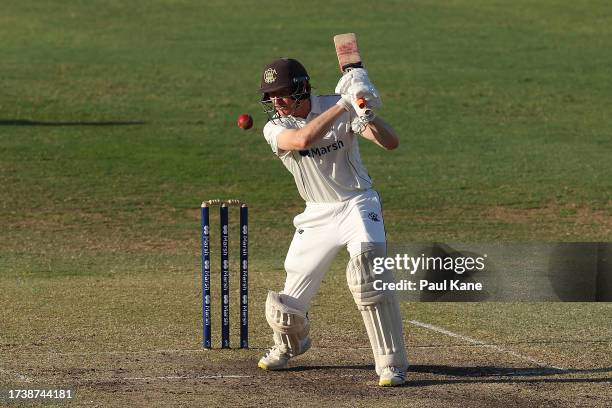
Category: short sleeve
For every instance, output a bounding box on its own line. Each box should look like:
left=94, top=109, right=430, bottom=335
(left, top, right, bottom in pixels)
left=263, top=121, right=289, bottom=157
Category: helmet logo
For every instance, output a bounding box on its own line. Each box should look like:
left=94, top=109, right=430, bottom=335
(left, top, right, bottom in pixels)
left=264, top=68, right=277, bottom=84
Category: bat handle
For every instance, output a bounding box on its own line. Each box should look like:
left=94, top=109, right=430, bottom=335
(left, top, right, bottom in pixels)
left=356, top=97, right=366, bottom=109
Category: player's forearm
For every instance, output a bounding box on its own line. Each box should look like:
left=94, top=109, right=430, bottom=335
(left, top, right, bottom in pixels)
left=362, top=117, right=399, bottom=150
left=295, top=105, right=346, bottom=149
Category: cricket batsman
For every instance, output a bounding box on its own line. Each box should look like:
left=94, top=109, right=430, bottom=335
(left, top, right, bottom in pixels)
left=257, top=57, right=409, bottom=386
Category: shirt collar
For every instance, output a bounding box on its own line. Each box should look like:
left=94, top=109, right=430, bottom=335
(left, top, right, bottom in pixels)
left=307, top=95, right=322, bottom=117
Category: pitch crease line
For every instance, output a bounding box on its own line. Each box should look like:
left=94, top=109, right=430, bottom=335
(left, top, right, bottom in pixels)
left=123, top=375, right=253, bottom=381
left=409, top=320, right=566, bottom=371
left=0, top=367, right=32, bottom=382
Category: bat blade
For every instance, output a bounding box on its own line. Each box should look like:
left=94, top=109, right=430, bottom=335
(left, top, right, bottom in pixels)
left=334, top=33, right=363, bottom=73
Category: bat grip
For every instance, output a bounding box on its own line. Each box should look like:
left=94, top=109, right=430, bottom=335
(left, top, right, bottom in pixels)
left=356, top=97, right=366, bottom=109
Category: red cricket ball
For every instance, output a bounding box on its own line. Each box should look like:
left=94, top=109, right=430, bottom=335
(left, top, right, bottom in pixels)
left=237, top=113, right=253, bottom=130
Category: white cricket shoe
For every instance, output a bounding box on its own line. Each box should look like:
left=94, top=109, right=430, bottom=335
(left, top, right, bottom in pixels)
left=378, top=366, right=407, bottom=387
left=258, top=344, right=290, bottom=370
left=257, top=338, right=311, bottom=371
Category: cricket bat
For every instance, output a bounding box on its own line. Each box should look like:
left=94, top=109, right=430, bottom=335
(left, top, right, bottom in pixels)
left=333, top=33, right=367, bottom=109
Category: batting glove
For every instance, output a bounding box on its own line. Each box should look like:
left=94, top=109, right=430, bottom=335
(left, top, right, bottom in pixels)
left=351, top=116, right=369, bottom=134
left=347, top=82, right=382, bottom=111
left=335, top=71, right=354, bottom=95
left=335, top=68, right=368, bottom=92
left=335, top=93, right=353, bottom=111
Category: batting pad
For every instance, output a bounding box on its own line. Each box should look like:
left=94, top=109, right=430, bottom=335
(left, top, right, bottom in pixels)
left=347, top=251, right=409, bottom=374
left=265, top=291, right=311, bottom=357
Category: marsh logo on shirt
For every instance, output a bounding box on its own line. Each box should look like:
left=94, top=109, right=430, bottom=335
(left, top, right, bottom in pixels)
left=299, top=140, right=345, bottom=158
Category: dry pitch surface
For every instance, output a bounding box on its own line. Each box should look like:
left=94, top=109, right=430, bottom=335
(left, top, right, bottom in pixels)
left=1, top=301, right=610, bottom=407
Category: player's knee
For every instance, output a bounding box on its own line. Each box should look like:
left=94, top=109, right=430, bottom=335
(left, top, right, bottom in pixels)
left=284, top=256, right=302, bottom=276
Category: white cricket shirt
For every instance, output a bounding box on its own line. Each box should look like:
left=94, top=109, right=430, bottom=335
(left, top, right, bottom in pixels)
left=263, top=95, right=372, bottom=203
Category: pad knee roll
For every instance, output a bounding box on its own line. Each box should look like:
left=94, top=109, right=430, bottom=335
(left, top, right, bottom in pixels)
left=347, top=250, right=393, bottom=306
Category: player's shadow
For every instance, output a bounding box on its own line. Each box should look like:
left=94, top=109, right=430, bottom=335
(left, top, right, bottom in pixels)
left=285, top=364, right=374, bottom=372
left=0, top=119, right=147, bottom=126
left=548, top=243, right=612, bottom=301
left=407, top=365, right=612, bottom=387
left=285, top=364, right=611, bottom=387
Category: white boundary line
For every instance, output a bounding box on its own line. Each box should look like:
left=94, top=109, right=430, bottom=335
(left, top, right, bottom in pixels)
left=409, top=320, right=566, bottom=371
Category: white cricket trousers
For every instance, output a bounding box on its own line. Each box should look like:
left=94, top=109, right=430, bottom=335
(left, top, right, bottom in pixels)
left=282, top=189, right=386, bottom=311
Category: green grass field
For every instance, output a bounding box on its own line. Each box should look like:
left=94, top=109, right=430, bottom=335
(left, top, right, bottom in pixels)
left=1, top=1, right=611, bottom=407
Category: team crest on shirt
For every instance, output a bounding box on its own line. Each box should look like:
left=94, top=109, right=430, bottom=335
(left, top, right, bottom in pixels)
left=368, top=212, right=380, bottom=222
left=264, top=68, right=277, bottom=83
